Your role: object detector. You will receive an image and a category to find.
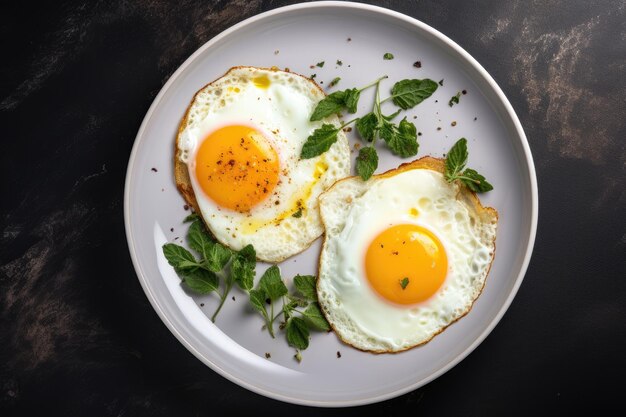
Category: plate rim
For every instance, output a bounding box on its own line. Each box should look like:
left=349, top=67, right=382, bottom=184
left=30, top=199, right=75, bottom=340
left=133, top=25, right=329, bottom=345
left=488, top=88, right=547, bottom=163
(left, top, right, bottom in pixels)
left=124, top=0, right=538, bottom=407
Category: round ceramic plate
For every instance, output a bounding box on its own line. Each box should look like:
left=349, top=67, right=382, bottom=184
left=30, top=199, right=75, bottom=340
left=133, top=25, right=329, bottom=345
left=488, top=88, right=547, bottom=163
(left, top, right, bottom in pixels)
left=124, top=1, right=537, bottom=407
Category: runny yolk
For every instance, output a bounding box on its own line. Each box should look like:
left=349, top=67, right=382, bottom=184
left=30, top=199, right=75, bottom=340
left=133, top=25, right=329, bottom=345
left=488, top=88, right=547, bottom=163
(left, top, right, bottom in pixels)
left=195, top=125, right=279, bottom=212
left=365, top=224, right=448, bottom=304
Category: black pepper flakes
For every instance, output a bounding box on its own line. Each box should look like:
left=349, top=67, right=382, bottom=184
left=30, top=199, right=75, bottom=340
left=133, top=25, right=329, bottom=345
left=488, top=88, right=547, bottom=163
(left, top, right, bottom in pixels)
left=413, top=61, right=422, bottom=68
left=151, top=167, right=157, bottom=172
left=337, top=351, right=342, bottom=358
left=184, top=204, right=189, bottom=210
left=265, top=352, right=271, bottom=359
left=451, top=121, right=457, bottom=126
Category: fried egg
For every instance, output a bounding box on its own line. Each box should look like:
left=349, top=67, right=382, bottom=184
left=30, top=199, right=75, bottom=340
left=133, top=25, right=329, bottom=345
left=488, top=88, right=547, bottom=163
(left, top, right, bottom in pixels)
left=176, top=66, right=350, bottom=262
left=317, top=157, right=498, bottom=353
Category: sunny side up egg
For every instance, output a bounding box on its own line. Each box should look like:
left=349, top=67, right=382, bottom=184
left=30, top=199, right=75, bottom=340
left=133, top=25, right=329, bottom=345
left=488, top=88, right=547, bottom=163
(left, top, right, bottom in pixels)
left=175, top=66, right=350, bottom=262
left=317, top=157, right=498, bottom=353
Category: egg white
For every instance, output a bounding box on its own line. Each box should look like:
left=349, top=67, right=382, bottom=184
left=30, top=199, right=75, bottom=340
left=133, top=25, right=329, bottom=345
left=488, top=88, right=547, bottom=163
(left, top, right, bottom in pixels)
left=317, top=163, right=497, bottom=352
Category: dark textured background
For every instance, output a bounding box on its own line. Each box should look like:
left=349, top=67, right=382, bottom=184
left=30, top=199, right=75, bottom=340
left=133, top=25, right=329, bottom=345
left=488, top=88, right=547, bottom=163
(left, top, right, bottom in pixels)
left=1, top=1, right=625, bottom=415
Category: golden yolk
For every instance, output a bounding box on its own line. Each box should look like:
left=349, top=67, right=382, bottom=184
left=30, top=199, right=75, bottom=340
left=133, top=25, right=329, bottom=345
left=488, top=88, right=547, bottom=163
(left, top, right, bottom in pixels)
left=195, top=125, right=279, bottom=212
left=365, top=224, right=448, bottom=304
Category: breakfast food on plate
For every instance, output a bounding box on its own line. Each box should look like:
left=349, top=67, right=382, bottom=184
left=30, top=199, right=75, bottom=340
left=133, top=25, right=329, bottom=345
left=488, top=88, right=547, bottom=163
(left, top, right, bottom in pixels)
left=175, top=66, right=350, bottom=263
left=316, top=156, right=498, bottom=353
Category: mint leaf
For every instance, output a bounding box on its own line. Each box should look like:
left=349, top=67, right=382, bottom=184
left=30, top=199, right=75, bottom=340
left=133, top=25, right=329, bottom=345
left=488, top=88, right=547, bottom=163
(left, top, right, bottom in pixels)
left=445, top=138, right=468, bottom=181
left=181, top=268, right=218, bottom=294
left=187, top=220, right=214, bottom=257
left=310, top=91, right=347, bottom=121
left=460, top=168, right=494, bottom=193
left=163, top=244, right=199, bottom=270
left=383, top=52, right=394, bottom=60
left=445, top=139, right=493, bottom=192
left=390, top=79, right=438, bottom=110
left=183, top=213, right=200, bottom=223
left=300, top=124, right=340, bottom=159
left=231, top=244, right=256, bottom=291
left=205, top=242, right=232, bottom=272
left=355, top=112, right=378, bottom=142
left=343, top=88, right=360, bottom=113
left=286, top=317, right=310, bottom=349
left=282, top=299, right=299, bottom=319
left=293, top=275, right=317, bottom=301
left=381, top=117, right=418, bottom=157
left=259, top=265, right=288, bottom=302
left=356, top=146, right=378, bottom=180
left=238, top=244, right=256, bottom=262
left=249, top=288, right=269, bottom=318
left=302, top=302, right=330, bottom=331
left=310, top=88, right=360, bottom=121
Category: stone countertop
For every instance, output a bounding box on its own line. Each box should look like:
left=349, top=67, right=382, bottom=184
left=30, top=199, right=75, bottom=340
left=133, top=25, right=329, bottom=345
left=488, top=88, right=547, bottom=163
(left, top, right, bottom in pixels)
left=1, top=1, right=624, bottom=415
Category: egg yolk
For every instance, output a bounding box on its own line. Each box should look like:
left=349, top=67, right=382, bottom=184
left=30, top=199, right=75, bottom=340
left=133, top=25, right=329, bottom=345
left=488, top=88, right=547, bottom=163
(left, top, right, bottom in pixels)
left=365, top=224, right=448, bottom=304
left=195, top=125, right=279, bottom=212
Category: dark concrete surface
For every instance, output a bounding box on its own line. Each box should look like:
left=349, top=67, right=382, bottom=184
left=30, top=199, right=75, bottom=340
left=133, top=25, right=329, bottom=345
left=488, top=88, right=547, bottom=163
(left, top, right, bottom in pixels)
left=1, top=1, right=625, bottom=415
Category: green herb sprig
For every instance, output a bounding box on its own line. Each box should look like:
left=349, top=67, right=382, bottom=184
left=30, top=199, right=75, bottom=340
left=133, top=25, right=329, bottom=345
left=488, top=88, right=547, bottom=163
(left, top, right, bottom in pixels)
left=301, top=76, right=438, bottom=180
left=162, top=214, right=255, bottom=322
left=249, top=269, right=330, bottom=355
left=444, top=138, right=493, bottom=192
left=162, top=216, right=330, bottom=360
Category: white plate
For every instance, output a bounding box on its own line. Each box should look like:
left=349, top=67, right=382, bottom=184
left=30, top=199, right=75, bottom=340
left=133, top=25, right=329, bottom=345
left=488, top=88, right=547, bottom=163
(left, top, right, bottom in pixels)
left=124, top=1, right=537, bottom=407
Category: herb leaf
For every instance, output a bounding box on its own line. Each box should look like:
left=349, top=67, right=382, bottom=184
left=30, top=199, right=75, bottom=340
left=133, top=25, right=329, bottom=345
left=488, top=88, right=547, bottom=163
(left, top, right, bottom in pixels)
left=292, top=208, right=303, bottom=218
left=163, top=243, right=199, bottom=270
left=286, top=317, right=310, bottom=350
left=205, top=242, right=232, bottom=273
left=187, top=220, right=214, bottom=257
left=329, top=77, right=341, bottom=87
left=343, top=88, right=361, bottom=113
left=383, top=52, right=394, bottom=60
left=445, top=138, right=468, bottom=181
left=181, top=268, right=219, bottom=294
left=183, top=213, right=200, bottom=223
left=390, top=79, right=439, bottom=110
left=231, top=244, right=256, bottom=291
left=300, top=124, right=340, bottom=159
left=310, top=91, right=346, bottom=121
left=449, top=91, right=461, bottom=107
left=310, top=89, right=360, bottom=121
left=302, top=302, right=330, bottom=331
left=460, top=168, right=494, bottom=193
left=445, top=138, right=493, bottom=193
left=356, top=146, right=378, bottom=180
left=400, top=277, right=409, bottom=290
left=259, top=265, right=288, bottom=302
left=380, top=117, right=418, bottom=158
left=249, top=289, right=269, bottom=319
left=355, top=112, right=378, bottom=142
left=293, top=275, right=317, bottom=301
